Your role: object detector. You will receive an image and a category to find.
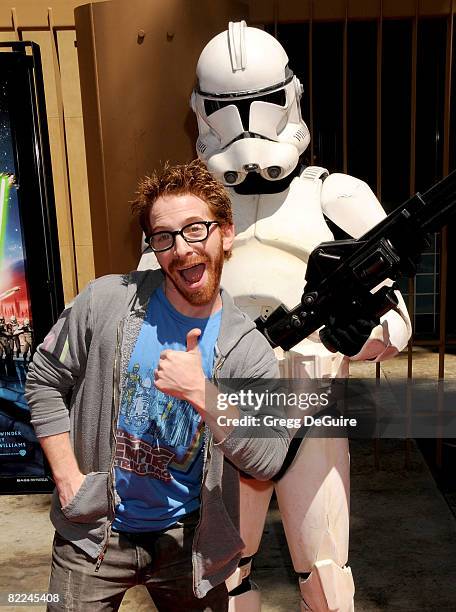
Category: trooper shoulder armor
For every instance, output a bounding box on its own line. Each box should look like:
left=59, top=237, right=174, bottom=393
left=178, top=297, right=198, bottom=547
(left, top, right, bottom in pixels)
left=320, top=172, right=386, bottom=239
left=300, top=166, right=329, bottom=182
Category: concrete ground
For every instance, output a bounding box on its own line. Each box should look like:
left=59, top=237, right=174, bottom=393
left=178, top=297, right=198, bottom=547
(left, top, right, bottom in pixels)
left=1, top=348, right=456, bottom=611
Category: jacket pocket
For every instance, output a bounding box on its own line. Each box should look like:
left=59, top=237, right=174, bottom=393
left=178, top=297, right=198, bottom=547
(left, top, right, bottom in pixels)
left=196, top=496, right=244, bottom=579
left=61, top=471, right=109, bottom=524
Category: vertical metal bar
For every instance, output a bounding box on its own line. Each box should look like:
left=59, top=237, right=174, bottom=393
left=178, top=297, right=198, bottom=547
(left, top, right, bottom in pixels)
left=273, top=0, right=278, bottom=40
left=375, top=0, right=381, bottom=391
left=373, top=0, right=383, bottom=470
left=309, top=0, right=314, bottom=164
left=405, top=0, right=419, bottom=471
left=410, top=3, right=418, bottom=199
left=343, top=1, right=348, bottom=174
left=376, top=0, right=382, bottom=200
left=435, top=0, right=454, bottom=469
left=443, top=1, right=455, bottom=182
left=374, top=359, right=381, bottom=470
left=374, top=0, right=382, bottom=462
left=407, top=277, right=415, bottom=381
left=407, top=0, right=416, bottom=388
left=439, top=0, right=453, bottom=381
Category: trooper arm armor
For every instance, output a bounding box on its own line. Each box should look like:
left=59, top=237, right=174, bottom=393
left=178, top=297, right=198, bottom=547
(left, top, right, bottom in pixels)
left=256, top=169, right=456, bottom=357
left=321, top=173, right=412, bottom=361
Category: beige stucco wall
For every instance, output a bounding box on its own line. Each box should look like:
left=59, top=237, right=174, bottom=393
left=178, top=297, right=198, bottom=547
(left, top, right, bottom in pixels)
left=74, top=0, right=248, bottom=277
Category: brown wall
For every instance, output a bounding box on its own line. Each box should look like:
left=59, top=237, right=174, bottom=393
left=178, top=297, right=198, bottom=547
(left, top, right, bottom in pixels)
left=75, top=0, right=247, bottom=276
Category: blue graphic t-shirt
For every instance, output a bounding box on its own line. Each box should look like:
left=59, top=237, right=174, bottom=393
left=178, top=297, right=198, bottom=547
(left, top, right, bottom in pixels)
left=113, top=286, right=221, bottom=532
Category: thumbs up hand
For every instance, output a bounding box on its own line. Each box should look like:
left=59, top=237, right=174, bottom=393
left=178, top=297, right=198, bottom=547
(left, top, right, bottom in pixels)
left=154, top=328, right=206, bottom=410
left=185, top=328, right=201, bottom=353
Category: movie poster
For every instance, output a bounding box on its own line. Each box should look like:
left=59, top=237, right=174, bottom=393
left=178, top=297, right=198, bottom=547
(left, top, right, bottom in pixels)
left=0, top=80, right=50, bottom=491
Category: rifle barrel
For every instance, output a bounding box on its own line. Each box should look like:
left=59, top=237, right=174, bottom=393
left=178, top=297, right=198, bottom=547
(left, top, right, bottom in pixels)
left=415, top=169, right=456, bottom=233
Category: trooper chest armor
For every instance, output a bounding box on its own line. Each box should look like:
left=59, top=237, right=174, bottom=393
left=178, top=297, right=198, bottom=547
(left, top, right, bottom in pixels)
left=222, top=167, right=333, bottom=318
left=222, top=167, right=387, bottom=316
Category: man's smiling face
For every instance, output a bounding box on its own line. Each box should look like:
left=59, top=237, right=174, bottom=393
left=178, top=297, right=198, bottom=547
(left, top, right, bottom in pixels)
left=150, top=193, right=234, bottom=316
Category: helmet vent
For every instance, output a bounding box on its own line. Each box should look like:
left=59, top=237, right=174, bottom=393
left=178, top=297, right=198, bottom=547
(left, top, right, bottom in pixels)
left=294, top=128, right=307, bottom=141
left=197, top=140, right=207, bottom=153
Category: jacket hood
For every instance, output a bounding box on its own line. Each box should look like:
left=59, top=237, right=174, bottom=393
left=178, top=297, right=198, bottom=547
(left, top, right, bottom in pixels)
left=124, top=269, right=256, bottom=357
left=218, top=288, right=256, bottom=356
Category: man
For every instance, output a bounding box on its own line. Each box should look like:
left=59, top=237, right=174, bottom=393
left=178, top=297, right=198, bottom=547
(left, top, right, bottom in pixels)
left=25, top=159, right=289, bottom=611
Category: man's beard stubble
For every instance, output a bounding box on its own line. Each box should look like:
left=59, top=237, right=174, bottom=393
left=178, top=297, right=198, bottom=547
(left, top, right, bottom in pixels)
left=166, top=242, right=224, bottom=306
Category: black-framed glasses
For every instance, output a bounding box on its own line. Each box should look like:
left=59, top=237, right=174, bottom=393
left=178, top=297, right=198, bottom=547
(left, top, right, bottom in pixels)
left=145, top=220, right=219, bottom=252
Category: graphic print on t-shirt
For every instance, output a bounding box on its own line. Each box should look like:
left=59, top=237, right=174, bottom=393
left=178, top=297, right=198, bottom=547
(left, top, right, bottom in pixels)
left=115, top=429, right=175, bottom=481
left=119, top=367, right=201, bottom=447
left=113, top=286, right=221, bottom=531
left=116, top=366, right=204, bottom=480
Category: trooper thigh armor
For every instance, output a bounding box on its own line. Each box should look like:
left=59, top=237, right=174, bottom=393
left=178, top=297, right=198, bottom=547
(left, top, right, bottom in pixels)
left=276, top=436, right=354, bottom=612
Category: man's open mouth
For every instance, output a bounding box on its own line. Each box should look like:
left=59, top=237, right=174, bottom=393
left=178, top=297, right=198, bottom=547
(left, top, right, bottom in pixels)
left=178, top=263, right=206, bottom=284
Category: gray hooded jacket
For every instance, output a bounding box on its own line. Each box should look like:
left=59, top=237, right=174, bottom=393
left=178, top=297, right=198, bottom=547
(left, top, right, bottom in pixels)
left=25, top=269, right=289, bottom=598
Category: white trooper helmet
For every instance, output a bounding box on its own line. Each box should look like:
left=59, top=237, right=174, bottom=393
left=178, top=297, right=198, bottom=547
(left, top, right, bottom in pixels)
left=190, top=21, right=310, bottom=187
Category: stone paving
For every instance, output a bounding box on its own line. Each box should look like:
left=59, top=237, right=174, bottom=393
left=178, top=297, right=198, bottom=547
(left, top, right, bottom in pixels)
left=1, top=349, right=456, bottom=611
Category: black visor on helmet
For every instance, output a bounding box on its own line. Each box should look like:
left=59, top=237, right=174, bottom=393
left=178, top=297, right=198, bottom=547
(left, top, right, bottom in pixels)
left=204, top=88, right=287, bottom=130
left=197, top=65, right=294, bottom=99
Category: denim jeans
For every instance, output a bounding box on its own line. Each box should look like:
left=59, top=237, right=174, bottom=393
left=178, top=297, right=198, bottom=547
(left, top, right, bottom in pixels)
left=47, top=511, right=228, bottom=611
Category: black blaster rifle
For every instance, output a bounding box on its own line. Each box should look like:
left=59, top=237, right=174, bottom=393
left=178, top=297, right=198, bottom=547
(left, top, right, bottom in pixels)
left=255, top=170, right=456, bottom=351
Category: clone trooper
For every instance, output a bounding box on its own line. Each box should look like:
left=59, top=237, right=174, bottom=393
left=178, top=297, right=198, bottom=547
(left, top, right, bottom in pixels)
left=0, top=315, right=12, bottom=375
left=21, top=318, right=33, bottom=362
left=9, top=315, right=21, bottom=359
left=187, top=22, right=412, bottom=612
